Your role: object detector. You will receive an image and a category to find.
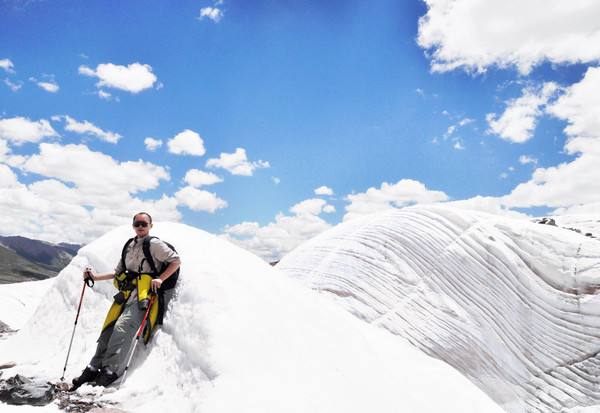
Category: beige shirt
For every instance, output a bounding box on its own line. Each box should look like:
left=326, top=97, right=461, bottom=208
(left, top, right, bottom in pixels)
left=114, top=236, right=179, bottom=275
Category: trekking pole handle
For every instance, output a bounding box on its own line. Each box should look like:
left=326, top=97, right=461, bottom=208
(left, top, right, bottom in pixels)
left=84, top=267, right=95, bottom=288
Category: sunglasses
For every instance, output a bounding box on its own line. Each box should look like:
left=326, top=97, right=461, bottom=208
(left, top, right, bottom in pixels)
left=133, top=221, right=149, bottom=228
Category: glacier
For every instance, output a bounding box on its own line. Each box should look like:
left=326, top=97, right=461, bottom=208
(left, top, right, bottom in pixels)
left=0, top=220, right=501, bottom=412
left=278, top=205, right=600, bottom=413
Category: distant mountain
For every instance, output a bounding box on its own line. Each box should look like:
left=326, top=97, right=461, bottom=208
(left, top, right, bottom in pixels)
left=0, top=236, right=83, bottom=284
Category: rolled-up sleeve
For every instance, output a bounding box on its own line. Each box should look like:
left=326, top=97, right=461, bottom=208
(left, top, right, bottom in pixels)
left=114, top=260, right=124, bottom=275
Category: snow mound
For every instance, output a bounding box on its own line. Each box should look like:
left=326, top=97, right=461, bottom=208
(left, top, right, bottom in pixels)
left=278, top=205, right=600, bottom=413
left=0, top=222, right=502, bottom=413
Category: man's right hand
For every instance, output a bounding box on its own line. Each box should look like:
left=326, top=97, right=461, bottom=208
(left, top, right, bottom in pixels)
left=83, top=267, right=94, bottom=280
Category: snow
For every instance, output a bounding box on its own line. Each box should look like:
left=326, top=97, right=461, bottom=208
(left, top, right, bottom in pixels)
left=278, top=205, right=600, bottom=413
left=0, top=278, right=53, bottom=330
left=0, top=221, right=502, bottom=413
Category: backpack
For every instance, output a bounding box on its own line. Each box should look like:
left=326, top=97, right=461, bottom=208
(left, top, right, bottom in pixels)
left=120, top=236, right=180, bottom=291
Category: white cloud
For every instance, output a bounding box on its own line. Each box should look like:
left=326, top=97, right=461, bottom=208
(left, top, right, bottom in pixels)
left=502, top=67, right=600, bottom=208
left=224, top=221, right=260, bottom=238
left=552, top=202, right=600, bottom=216
left=519, top=155, right=538, bottom=165
left=0, top=59, right=15, bottom=73
left=222, top=192, right=336, bottom=262
left=323, top=204, right=336, bottom=214
left=453, top=139, right=465, bottom=150
left=0, top=164, right=20, bottom=188
left=199, top=7, right=223, bottom=22
left=79, top=62, right=158, bottom=94
left=22, top=143, right=169, bottom=195
left=184, top=169, right=223, bottom=187
left=59, top=115, right=122, bottom=144
left=206, top=147, right=269, bottom=176
left=144, top=137, right=163, bottom=151
left=4, top=78, right=22, bottom=92
left=0, top=139, right=26, bottom=167
left=223, top=212, right=331, bottom=262
left=37, top=81, right=59, bottom=93
left=290, top=198, right=328, bottom=216
left=29, top=76, right=60, bottom=93
left=174, top=186, right=227, bottom=213
left=98, top=90, right=113, bottom=100
left=344, top=179, right=449, bottom=221
left=418, top=0, right=600, bottom=74
left=272, top=176, right=281, bottom=185
left=0, top=142, right=180, bottom=243
left=445, top=196, right=530, bottom=219
left=167, top=129, right=206, bottom=156
left=547, top=67, right=600, bottom=141
left=0, top=117, right=58, bottom=145
left=314, top=185, right=333, bottom=196
left=486, top=83, right=558, bottom=143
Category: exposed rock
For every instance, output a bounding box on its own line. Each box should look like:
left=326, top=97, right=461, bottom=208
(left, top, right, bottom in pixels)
left=0, top=374, right=55, bottom=406
left=0, top=319, right=14, bottom=334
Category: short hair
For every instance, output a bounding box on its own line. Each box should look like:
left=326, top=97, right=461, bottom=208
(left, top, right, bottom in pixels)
left=133, top=212, right=153, bottom=224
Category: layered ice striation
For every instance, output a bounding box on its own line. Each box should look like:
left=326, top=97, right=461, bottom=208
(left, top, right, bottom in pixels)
left=278, top=205, right=600, bottom=413
left=0, top=221, right=502, bottom=413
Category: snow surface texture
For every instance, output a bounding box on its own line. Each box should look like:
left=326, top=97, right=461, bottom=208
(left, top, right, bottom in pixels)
left=278, top=205, right=600, bottom=413
left=0, top=278, right=52, bottom=330
left=0, top=222, right=502, bottom=413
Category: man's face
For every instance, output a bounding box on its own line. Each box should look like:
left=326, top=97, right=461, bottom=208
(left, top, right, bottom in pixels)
left=132, top=214, right=152, bottom=237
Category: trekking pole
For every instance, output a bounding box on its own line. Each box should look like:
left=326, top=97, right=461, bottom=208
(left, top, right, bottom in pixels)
left=60, top=269, right=95, bottom=381
left=119, top=293, right=157, bottom=388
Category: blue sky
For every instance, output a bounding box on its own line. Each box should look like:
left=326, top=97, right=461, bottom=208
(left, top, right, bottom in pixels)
left=1, top=0, right=599, bottom=260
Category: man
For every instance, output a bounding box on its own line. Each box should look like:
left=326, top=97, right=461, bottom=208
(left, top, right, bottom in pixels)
left=71, top=212, right=181, bottom=389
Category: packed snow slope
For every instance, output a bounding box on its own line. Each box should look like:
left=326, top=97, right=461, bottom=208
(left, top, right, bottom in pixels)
left=0, top=222, right=502, bottom=413
left=277, top=205, right=600, bottom=413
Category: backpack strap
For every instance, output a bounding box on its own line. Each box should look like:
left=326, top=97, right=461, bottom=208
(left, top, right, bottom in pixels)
left=121, top=238, right=135, bottom=273
left=142, top=236, right=160, bottom=279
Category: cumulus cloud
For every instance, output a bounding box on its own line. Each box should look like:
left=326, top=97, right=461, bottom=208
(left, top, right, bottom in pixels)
left=30, top=76, right=59, bottom=93
left=445, top=196, right=531, bottom=219
left=0, top=117, right=58, bottom=145
left=223, top=213, right=331, bottom=262
left=344, top=179, right=449, bottom=221
left=206, top=147, right=270, bottom=176
left=167, top=129, right=206, bottom=156
left=144, top=137, right=163, bottom=151
left=199, top=7, right=223, bottom=22
left=487, top=83, right=559, bottom=143
left=418, top=0, right=600, bottom=74
left=0, top=59, right=15, bottom=73
left=314, top=185, right=334, bottom=196
left=0, top=142, right=179, bottom=243
left=222, top=193, right=336, bottom=262
left=0, top=164, right=20, bottom=188
left=79, top=62, right=158, bottom=94
left=37, top=81, right=59, bottom=93
left=22, top=143, right=169, bottom=195
left=183, top=169, right=223, bottom=187
left=290, top=198, right=329, bottom=216
left=56, top=115, right=122, bottom=144
left=174, top=186, right=227, bottom=213
left=502, top=67, right=600, bottom=208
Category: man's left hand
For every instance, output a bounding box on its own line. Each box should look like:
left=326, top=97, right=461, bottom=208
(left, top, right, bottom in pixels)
left=151, top=278, right=163, bottom=293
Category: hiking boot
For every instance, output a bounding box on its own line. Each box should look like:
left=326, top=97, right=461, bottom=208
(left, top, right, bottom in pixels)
left=94, top=367, right=118, bottom=387
left=71, top=365, right=99, bottom=390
